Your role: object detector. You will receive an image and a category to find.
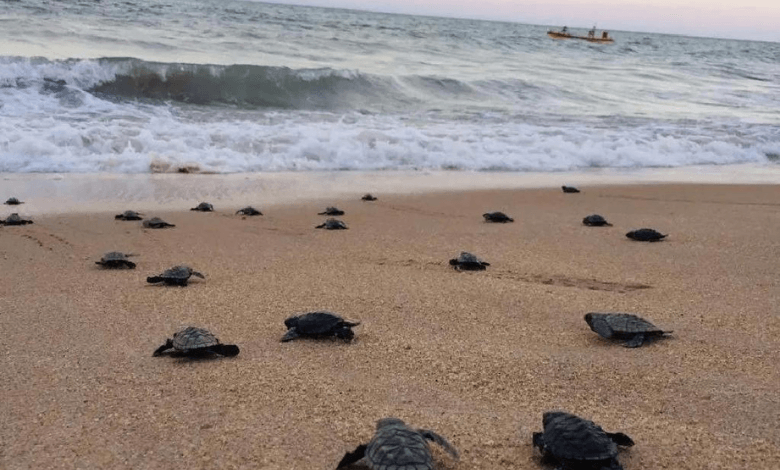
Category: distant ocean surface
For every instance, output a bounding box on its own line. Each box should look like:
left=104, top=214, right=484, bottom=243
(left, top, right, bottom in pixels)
left=1, top=0, right=779, bottom=173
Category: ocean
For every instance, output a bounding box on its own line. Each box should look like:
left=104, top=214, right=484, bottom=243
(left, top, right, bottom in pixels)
left=1, top=0, right=779, bottom=174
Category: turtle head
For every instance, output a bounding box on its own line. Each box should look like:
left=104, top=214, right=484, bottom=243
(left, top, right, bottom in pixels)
left=584, top=313, right=595, bottom=326
left=376, top=417, right=405, bottom=430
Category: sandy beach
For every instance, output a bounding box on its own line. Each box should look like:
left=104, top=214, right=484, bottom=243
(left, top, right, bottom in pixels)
left=1, top=180, right=778, bottom=470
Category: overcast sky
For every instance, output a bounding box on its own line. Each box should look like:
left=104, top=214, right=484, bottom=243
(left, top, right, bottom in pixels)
left=265, top=0, right=779, bottom=43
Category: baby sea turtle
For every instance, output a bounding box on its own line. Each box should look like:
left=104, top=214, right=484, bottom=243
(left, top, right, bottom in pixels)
left=152, top=326, right=239, bottom=357
left=142, top=217, right=175, bottom=228
left=236, top=206, right=262, bottom=216
left=318, top=206, right=345, bottom=216
left=362, top=193, right=378, bottom=201
left=191, top=202, right=214, bottom=212
left=4, top=197, right=23, bottom=205
left=582, top=214, right=612, bottom=227
left=585, top=313, right=671, bottom=348
left=483, top=211, right=514, bottom=223
left=316, top=218, right=348, bottom=230
left=95, top=251, right=136, bottom=269
left=533, top=411, right=634, bottom=470
left=115, top=210, right=143, bottom=220
left=2, top=213, right=33, bottom=225
left=147, top=265, right=205, bottom=286
left=338, top=417, right=459, bottom=470
left=626, top=228, right=666, bottom=242
left=562, top=186, right=580, bottom=193
left=281, top=311, right=360, bottom=342
left=449, top=251, right=490, bottom=271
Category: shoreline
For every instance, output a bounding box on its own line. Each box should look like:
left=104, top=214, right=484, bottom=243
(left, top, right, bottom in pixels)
left=3, top=164, right=780, bottom=215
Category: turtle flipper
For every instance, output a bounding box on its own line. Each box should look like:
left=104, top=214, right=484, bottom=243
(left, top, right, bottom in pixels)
left=281, top=328, right=300, bottom=342
left=418, top=429, right=459, bottom=460
left=532, top=432, right=545, bottom=452
left=336, top=444, right=367, bottom=468
left=191, top=271, right=205, bottom=279
left=211, top=344, right=240, bottom=357
left=589, top=316, right=614, bottom=339
left=607, top=432, right=635, bottom=447
left=153, top=339, right=174, bottom=356
left=623, top=333, right=646, bottom=348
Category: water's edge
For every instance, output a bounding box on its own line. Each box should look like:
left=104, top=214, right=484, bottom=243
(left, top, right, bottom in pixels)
left=3, top=165, right=778, bottom=215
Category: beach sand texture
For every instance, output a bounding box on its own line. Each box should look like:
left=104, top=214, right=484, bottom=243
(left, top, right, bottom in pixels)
left=1, top=184, right=778, bottom=469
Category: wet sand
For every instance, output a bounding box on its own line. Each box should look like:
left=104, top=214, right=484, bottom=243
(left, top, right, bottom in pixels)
left=1, top=183, right=778, bottom=470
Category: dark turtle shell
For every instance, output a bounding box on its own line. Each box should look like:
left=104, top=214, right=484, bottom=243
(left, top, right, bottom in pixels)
left=281, top=311, right=360, bottom=342
left=582, top=214, right=612, bottom=226
left=96, top=251, right=136, bottom=269
left=562, top=186, right=580, bottom=193
left=338, top=418, right=459, bottom=470
left=361, top=193, right=377, bottom=201
left=142, top=217, right=175, bottom=228
left=147, top=265, right=205, bottom=286
left=316, top=218, right=348, bottom=230
left=191, top=202, right=214, bottom=212
left=483, top=211, right=514, bottom=223
left=533, top=411, right=633, bottom=464
left=318, top=206, right=345, bottom=216
left=2, top=213, right=33, bottom=225
left=153, top=326, right=240, bottom=357
left=626, top=228, right=666, bottom=241
left=449, top=251, right=490, bottom=271
left=4, top=197, right=23, bottom=205
left=115, top=210, right=143, bottom=220
left=236, top=206, right=262, bottom=216
left=585, top=313, right=670, bottom=348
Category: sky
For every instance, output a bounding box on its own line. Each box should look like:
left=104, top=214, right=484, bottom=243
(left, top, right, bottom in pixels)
left=265, top=0, right=780, bottom=43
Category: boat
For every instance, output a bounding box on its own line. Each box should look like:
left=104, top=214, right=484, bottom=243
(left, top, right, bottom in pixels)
left=547, top=27, right=614, bottom=43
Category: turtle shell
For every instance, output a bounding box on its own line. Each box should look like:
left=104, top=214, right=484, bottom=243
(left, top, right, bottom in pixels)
left=540, top=411, right=618, bottom=462
left=366, top=418, right=434, bottom=470
left=236, top=206, right=262, bottom=216
left=483, top=212, right=514, bottom=223
left=3, top=213, right=33, bottom=225
left=285, top=311, right=346, bottom=335
left=585, top=313, right=665, bottom=338
left=161, top=265, right=199, bottom=280
left=316, top=218, right=348, bottom=230
left=582, top=215, right=611, bottom=226
left=115, top=210, right=142, bottom=220
left=626, top=228, right=666, bottom=241
left=449, top=251, right=490, bottom=270
left=172, top=327, right=220, bottom=352
left=318, top=207, right=344, bottom=216
left=191, top=202, right=214, bottom=211
left=4, top=197, right=23, bottom=205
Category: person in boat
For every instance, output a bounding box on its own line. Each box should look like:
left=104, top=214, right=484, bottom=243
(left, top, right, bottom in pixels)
left=562, top=26, right=568, bottom=33
left=588, top=26, right=596, bottom=38
left=602, top=31, right=609, bottom=39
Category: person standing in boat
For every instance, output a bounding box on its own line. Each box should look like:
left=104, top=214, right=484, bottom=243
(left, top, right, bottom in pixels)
left=588, top=26, right=596, bottom=38
left=602, top=31, right=609, bottom=39
left=562, top=26, right=568, bottom=33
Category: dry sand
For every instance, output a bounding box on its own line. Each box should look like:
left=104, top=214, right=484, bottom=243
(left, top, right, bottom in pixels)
left=1, top=183, right=778, bottom=470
